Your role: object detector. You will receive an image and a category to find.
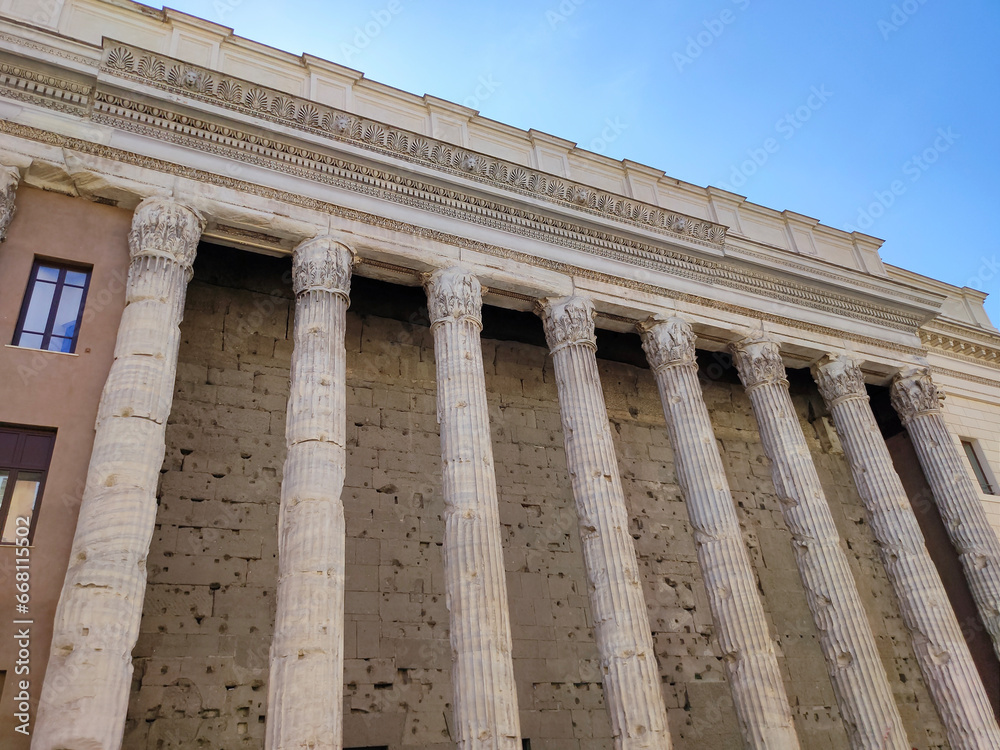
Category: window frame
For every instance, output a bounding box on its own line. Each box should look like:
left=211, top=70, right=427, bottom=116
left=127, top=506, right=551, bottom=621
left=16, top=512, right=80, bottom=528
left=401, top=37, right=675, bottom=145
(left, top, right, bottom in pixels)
left=0, top=425, right=56, bottom=545
left=961, top=438, right=997, bottom=496
left=13, top=258, right=92, bottom=354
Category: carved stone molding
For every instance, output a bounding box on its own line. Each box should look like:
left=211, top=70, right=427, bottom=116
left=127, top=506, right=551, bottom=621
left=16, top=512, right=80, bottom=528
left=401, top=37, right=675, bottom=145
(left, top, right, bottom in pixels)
left=128, top=196, right=204, bottom=271
left=638, top=316, right=697, bottom=370
left=424, top=267, right=483, bottom=327
left=537, top=296, right=597, bottom=354
left=100, top=42, right=726, bottom=248
left=812, top=354, right=868, bottom=407
left=890, top=366, right=944, bottom=425
left=730, top=334, right=787, bottom=390
left=0, top=163, right=19, bottom=241
left=292, top=235, right=354, bottom=298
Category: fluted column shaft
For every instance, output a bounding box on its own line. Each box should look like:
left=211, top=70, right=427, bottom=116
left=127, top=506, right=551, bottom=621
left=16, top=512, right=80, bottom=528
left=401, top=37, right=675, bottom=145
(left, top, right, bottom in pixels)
left=0, top=163, right=19, bottom=240
left=426, top=267, right=521, bottom=749
left=33, top=197, right=204, bottom=750
left=265, top=237, right=354, bottom=750
left=892, top=366, right=1000, bottom=661
left=816, top=355, right=1000, bottom=750
left=640, top=318, right=799, bottom=750
left=539, top=296, right=671, bottom=750
left=730, top=336, right=908, bottom=750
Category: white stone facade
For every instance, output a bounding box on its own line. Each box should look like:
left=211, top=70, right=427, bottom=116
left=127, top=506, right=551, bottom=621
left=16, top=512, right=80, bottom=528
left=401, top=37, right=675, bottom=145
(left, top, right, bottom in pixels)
left=0, top=2, right=997, bottom=749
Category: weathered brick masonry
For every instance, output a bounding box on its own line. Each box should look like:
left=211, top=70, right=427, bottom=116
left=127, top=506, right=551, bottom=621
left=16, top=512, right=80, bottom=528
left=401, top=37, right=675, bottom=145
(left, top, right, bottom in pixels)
left=124, top=246, right=948, bottom=749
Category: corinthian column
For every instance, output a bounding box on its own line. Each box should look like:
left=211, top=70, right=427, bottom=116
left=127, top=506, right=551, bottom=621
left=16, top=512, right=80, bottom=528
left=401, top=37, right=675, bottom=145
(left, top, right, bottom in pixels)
left=538, top=296, right=671, bottom=749
left=265, top=237, right=354, bottom=750
left=891, top=367, right=1000, bottom=660
left=425, top=267, right=521, bottom=749
left=34, top=197, right=203, bottom=750
left=0, top=163, right=20, bottom=240
left=639, top=318, right=799, bottom=750
left=730, top=335, right=908, bottom=750
left=815, top=355, right=1000, bottom=750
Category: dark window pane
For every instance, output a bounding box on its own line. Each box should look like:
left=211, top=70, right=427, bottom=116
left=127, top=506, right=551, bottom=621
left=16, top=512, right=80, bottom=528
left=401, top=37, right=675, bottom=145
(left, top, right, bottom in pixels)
left=65, top=270, right=88, bottom=287
left=22, top=281, right=56, bottom=334
left=16, top=332, right=44, bottom=349
left=1, top=471, right=41, bottom=544
left=48, top=336, right=73, bottom=353
left=53, top=285, right=83, bottom=338
left=35, top=265, right=60, bottom=282
left=962, top=441, right=994, bottom=494
left=20, top=434, right=54, bottom=469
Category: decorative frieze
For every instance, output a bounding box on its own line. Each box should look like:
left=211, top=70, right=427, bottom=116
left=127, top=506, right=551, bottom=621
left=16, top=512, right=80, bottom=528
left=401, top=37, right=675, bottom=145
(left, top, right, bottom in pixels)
left=891, top=367, right=1000, bottom=662
left=640, top=318, right=800, bottom=749
left=731, top=336, right=910, bottom=750
left=0, top=163, right=19, bottom=240
left=267, top=236, right=354, bottom=750
left=540, top=296, right=672, bottom=748
left=816, top=355, right=1000, bottom=750
left=33, top=196, right=204, bottom=750
left=425, top=267, right=522, bottom=749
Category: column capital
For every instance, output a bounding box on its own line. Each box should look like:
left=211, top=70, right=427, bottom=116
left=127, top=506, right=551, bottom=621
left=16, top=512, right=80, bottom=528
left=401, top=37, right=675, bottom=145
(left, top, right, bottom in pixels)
left=812, top=353, right=868, bottom=406
left=890, top=366, right=944, bottom=424
left=730, top=333, right=787, bottom=390
left=128, top=196, right=205, bottom=269
left=536, top=295, right=596, bottom=353
left=424, top=266, right=482, bottom=327
left=0, top=163, right=20, bottom=241
left=292, top=235, right=354, bottom=298
left=638, top=316, right=696, bottom=369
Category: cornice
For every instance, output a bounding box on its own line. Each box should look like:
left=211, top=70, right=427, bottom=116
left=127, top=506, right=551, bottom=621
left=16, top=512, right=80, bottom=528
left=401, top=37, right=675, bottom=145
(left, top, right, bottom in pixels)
left=100, top=41, right=727, bottom=248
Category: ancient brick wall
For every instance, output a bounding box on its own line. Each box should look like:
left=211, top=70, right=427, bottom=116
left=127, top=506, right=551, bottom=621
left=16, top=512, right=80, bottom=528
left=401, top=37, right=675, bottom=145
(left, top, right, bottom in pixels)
left=124, top=246, right=949, bottom=749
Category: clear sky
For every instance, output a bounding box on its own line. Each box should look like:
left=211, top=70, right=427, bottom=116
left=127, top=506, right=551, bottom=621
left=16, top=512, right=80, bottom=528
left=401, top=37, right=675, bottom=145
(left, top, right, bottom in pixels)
left=161, top=0, right=1000, bottom=324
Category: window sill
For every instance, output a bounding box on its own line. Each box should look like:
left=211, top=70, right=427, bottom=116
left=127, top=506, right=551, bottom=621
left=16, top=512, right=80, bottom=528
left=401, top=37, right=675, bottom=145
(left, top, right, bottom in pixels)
left=4, top=344, right=79, bottom=357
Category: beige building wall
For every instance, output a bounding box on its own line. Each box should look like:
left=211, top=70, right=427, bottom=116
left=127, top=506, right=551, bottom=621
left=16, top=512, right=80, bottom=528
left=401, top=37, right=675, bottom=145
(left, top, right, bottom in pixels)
left=0, top=187, right=131, bottom=745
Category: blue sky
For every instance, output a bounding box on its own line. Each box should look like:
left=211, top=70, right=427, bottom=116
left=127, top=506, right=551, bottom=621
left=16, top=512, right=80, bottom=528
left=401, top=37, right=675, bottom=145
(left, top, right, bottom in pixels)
left=164, top=0, right=1000, bottom=324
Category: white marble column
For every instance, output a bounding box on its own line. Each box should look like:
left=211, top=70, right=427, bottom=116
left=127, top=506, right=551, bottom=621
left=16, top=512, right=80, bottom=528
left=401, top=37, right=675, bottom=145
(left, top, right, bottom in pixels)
left=265, top=236, right=354, bottom=750
left=891, top=366, right=1000, bottom=662
left=538, top=296, right=672, bottom=750
left=425, top=267, right=522, bottom=750
left=815, top=355, right=1000, bottom=750
left=730, top=335, right=908, bottom=750
left=0, top=163, right=20, bottom=240
left=639, top=318, right=799, bottom=750
left=33, top=197, right=204, bottom=750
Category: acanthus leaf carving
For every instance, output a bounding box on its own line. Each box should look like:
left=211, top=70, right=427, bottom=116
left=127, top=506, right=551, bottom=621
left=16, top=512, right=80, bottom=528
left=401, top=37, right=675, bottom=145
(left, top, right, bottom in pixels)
left=537, top=296, right=597, bottom=353
left=128, top=197, right=204, bottom=270
left=890, top=366, right=944, bottom=424
left=292, top=235, right=354, bottom=297
left=0, top=163, right=20, bottom=241
left=813, top=354, right=868, bottom=406
left=638, top=316, right=697, bottom=370
left=424, top=267, right=482, bottom=326
left=730, top=334, right=787, bottom=389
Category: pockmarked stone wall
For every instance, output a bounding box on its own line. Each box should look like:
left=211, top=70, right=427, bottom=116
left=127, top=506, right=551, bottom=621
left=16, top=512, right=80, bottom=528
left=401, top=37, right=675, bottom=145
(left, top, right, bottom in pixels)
left=124, top=246, right=948, bottom=749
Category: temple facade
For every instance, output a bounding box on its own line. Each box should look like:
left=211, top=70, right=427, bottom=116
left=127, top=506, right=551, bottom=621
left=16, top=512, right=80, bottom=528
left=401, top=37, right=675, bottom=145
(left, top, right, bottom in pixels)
left=0, top=2, right=999, bottom=749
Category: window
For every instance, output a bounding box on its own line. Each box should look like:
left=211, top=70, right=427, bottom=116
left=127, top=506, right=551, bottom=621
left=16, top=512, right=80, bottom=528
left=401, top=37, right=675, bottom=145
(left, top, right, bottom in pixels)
left=0, top=426, right=55, bottom=544
left=962, top=439, right=996, bottom=495
left=13, top=260, right=91, bottom=353
left=522, top=741, right=532, bottom=750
